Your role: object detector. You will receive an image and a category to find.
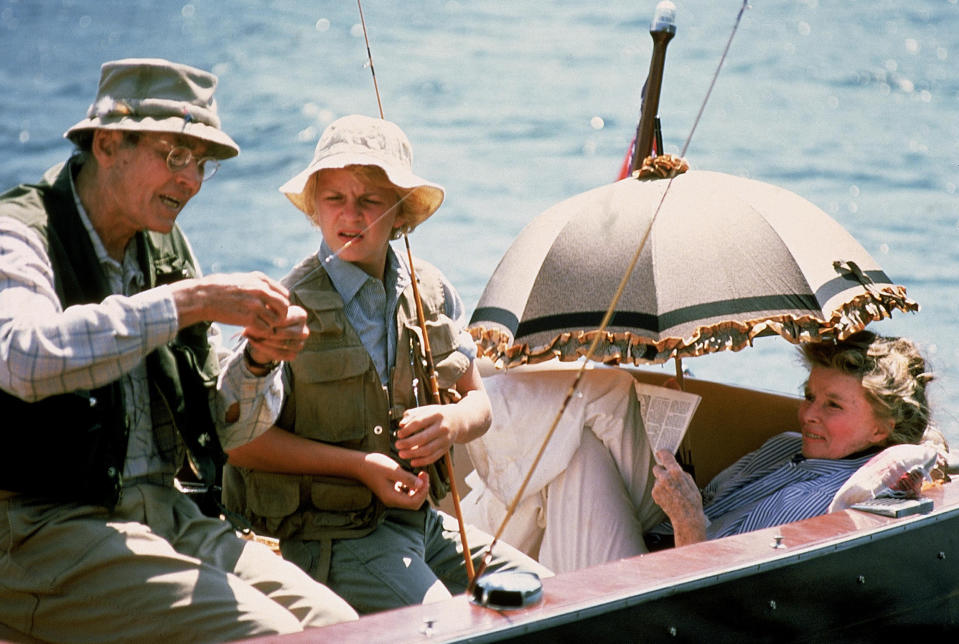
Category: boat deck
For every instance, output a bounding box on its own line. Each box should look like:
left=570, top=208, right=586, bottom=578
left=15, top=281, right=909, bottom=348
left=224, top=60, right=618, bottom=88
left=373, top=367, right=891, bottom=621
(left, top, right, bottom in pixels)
left=245, top=476, right=959, bottom=643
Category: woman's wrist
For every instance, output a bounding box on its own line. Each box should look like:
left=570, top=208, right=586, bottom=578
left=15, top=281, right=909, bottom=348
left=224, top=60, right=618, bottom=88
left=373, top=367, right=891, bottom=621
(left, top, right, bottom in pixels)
left=672, top=514, right=709, bottom=547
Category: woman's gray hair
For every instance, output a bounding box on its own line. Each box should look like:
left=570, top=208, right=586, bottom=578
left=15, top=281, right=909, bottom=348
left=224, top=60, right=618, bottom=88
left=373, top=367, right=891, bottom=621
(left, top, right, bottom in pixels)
left=800, top=330, right=934, bottom=446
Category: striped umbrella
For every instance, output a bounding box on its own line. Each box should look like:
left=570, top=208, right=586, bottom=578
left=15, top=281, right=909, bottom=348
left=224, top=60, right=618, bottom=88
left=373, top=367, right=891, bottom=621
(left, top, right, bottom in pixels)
left=469, top=170, right=918, bottom=368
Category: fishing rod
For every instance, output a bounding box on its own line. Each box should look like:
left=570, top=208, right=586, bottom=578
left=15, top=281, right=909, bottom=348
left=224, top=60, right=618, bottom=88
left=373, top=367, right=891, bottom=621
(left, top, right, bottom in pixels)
left=356, top=0, right=476, bottom=583
left=471, top=0, right=751, bottom=585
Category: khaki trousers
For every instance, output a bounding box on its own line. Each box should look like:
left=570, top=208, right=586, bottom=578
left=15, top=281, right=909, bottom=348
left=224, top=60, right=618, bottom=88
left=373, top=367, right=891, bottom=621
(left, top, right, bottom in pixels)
left=282, top=505, right=552, bottom=615
left=463, top=367, right=667, bottom=573
left=0, top=483, right=356, bottom=643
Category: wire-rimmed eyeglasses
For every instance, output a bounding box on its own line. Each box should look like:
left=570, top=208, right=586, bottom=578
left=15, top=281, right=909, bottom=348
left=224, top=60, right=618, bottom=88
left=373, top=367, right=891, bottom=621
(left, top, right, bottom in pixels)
left=155, top=141, right=221, bottom=181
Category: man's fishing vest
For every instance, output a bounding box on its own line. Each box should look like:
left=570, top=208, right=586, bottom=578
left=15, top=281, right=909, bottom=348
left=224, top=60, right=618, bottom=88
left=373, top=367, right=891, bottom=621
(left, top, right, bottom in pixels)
left=221, top=253, right=471, bottom=541
left=0, top=159, right=225, bottom=508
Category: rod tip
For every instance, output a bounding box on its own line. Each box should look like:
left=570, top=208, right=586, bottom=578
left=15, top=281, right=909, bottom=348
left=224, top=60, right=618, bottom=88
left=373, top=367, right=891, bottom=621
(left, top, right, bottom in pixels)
left=651, top=1, right=677, bottom=34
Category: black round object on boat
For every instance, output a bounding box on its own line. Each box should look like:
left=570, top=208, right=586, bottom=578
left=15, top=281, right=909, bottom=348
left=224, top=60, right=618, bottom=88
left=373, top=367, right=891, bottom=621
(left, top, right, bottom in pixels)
left=470, top=571, right=543, bottom=610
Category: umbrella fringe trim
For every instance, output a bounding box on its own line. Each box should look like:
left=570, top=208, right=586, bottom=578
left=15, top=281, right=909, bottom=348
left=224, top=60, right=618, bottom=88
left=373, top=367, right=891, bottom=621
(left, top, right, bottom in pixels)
left=470, top=286, right=919, bottom=369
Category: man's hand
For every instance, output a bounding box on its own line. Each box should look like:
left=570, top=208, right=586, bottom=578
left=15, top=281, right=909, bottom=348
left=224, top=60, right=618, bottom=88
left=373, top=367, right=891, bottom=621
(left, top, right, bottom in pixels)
left=169, top=272, right=309, bottom=363
left=243, top=305, right=309, bottom=365
left=171, top=272, right=291, bottom=328
left=359, top=452, right=430, bottom=509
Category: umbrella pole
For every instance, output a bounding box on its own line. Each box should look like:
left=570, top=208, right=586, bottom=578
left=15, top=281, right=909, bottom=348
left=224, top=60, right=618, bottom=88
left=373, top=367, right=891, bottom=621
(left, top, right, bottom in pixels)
left=630, top=1, right=676, bottom=171
left=673, top=355, right=698, bottom=480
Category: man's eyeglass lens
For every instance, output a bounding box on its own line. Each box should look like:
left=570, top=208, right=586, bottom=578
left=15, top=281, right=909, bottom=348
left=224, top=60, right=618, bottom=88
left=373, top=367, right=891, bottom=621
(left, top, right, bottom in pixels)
left=165, top=146, right=220, bottom=181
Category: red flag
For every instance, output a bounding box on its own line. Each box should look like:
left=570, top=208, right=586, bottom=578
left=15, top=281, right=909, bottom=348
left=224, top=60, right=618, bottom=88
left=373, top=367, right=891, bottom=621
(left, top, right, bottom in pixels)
left=616, top=132, right=658, bottom=180
left=616, top=137, right=635, bottom=180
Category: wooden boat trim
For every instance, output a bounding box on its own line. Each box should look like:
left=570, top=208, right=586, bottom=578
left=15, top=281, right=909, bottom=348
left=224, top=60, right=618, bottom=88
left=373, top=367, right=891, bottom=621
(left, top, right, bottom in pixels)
left=249, top=479, right=959, bottom=643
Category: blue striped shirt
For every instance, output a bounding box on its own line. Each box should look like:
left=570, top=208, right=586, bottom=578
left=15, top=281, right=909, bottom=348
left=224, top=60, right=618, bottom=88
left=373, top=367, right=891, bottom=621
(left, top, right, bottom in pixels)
left=654, top=432, right=876, bottom=540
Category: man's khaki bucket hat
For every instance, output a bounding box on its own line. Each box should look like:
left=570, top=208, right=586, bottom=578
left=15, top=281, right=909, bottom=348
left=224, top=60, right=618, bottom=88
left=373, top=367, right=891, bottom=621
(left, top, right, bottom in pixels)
left=64, top=57, right=239, bottom=160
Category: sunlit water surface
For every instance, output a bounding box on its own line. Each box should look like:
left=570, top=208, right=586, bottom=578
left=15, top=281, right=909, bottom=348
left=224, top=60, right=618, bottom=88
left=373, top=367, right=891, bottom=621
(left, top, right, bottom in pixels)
left=2, top=0, right=957, bottom=442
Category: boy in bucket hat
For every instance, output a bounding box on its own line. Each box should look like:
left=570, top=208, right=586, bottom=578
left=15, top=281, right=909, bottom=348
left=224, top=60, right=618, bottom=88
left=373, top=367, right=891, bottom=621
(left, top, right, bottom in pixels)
left=0, top=58, right=357, bottom=642
left=223, top=114, right=551, bottom=614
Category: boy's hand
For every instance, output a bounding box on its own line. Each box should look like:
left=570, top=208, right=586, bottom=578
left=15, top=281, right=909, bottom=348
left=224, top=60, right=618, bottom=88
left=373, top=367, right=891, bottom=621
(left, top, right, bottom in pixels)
left=360, top=452, right=430, bottom=509
left=395, top=404, right=459, bottom=467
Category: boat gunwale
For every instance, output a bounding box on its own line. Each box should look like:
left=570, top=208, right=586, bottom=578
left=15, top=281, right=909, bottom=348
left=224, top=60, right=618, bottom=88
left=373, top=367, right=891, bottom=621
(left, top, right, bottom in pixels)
left=260, top=478, right=959, bottom=643
left=439, top=489, right=959, bottom=643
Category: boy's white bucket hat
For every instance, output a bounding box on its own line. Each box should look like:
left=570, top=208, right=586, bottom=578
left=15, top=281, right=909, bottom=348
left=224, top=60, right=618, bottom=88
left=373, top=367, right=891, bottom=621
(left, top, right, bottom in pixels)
left=279, top=114, right=444, bottom=229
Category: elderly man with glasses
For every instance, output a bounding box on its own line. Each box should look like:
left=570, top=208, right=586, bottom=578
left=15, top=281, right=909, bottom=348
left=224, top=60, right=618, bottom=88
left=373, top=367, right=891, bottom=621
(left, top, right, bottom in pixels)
left=0, top=58, right=357, bottom=642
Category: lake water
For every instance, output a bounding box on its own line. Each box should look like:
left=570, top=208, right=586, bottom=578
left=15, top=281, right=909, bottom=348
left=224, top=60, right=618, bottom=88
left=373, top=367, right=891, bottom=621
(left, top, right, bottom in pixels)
left=2, top=0, right=958, bottom=442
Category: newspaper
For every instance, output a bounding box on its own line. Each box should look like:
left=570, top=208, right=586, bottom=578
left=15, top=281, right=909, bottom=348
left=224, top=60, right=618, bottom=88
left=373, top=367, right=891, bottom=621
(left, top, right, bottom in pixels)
left=634, top=382, right=702, bottom=455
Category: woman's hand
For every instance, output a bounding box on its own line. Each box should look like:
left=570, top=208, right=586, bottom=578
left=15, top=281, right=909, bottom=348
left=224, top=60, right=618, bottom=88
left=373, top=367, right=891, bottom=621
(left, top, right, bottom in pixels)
left=651, top=450, right=709, bottom=546
left=358, top=452, right=430, bottom=510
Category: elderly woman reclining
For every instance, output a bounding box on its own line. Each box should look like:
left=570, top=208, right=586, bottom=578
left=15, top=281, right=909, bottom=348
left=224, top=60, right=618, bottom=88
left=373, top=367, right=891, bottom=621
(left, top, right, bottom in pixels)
left=463, top=331, right=942, bottom=572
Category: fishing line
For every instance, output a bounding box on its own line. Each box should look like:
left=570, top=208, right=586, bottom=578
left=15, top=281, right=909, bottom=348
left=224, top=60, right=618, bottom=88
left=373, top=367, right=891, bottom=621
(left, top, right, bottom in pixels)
left=320, top=190, right=417, bottom=264
left=678, top=0, right=748, bottom=157
left=356, top=0, right=385, bottom=119
left=355, top=0, right=477, bottom=582
left=318, top=0, right=400, bottom=265
left=472, top=0, right=751, bottom=584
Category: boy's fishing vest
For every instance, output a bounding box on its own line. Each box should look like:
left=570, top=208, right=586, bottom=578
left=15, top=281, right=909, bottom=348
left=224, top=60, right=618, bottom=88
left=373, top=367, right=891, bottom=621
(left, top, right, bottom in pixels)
left=0, top=159, right=225, bottom=508
left=222, top=253, right=471, bottom=541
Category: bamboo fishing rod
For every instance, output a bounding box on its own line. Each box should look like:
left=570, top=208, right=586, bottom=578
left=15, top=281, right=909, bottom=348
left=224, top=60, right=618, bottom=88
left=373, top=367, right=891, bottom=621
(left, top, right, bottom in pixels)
left=356, top=0, right=476, bottom=582
left=470, top=0, right=750, bottom=585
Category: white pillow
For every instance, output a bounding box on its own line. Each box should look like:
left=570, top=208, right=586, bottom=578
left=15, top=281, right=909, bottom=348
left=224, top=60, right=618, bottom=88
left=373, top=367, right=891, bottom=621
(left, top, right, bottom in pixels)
left=828, top=443, right=940, bottom=513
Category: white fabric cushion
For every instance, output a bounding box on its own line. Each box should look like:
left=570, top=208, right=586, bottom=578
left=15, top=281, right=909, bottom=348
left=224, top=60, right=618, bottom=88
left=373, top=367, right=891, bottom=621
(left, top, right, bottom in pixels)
left=828, top=443, right=940, bottom=512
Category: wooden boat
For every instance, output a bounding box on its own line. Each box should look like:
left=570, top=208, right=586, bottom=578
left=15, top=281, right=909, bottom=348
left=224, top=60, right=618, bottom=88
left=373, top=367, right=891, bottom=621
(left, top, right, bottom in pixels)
left=244, top=368, right=959, bottom=642
left=245, top=4, right=958, bottom=639
left=239, top=7, right=955, bottom=636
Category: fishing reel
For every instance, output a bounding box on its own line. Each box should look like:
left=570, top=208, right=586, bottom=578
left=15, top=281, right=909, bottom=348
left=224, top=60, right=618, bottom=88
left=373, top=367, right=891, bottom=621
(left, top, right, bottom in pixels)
left=470, top=571, right=543, bottom=610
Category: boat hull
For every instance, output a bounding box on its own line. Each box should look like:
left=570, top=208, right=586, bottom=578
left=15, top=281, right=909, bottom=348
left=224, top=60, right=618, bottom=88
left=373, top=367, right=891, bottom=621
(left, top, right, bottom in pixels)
left=255, top=479, right=959, bottom=643
left=500, top=503, right=959, bottom=642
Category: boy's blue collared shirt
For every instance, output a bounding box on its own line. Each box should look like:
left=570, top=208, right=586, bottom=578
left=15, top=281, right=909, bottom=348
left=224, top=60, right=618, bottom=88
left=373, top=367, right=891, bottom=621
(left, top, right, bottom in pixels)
left=318, top=240, right=475, bottom=386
